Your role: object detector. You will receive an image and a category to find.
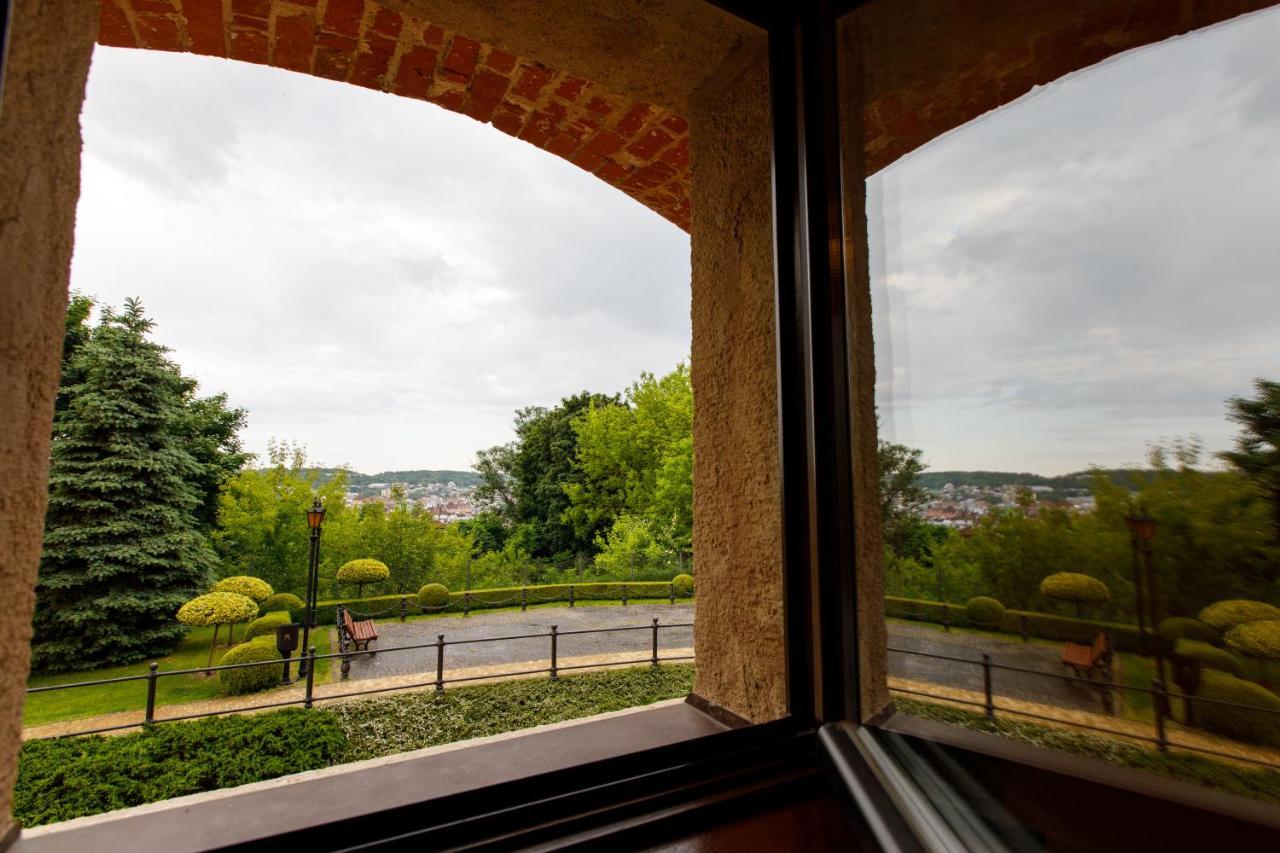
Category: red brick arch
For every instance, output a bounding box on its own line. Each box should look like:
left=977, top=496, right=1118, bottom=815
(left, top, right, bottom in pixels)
left=96, top=0, right=692, bottom=230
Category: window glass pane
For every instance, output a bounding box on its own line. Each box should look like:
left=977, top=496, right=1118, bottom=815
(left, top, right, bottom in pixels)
left=844, top=0, right=1280, bottom=803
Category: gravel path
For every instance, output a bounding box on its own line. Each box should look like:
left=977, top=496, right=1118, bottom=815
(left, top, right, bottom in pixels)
left=343, top=605, right=695, bottom=681
left=887, top=621, right=1109, bottom=713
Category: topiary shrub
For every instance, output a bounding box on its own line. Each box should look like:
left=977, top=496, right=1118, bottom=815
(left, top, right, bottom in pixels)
left=1158, top=617, right=1220, bottom=645
left=1039, top=572, right=1111, bottom=618
left=966, top=596, right=1005, bottom=629
left=418, top=583, right=449, bottom=609
left=1172, top=639, right=1245, bottom=677
left=212, top=576, right=274, bottom=603
left=260, top=592, right=304, bottom=616
left=1193, top=669, right=1280, bottom=748
left=245, top=611, right=292, bottom=641
left=336, top=559, right=390, bottom=598
left=217, top=637, right=283, bottom=695
left=672, top=574, right=694, bottom=598
left=1198, top=600, right=1280, bottom=633
left=177, top=592, right=261, bottom=669
left=1224, top=620, right=1280, bottom=662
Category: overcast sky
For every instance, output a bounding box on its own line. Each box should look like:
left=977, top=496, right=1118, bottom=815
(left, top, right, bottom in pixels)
left=72, top=47, right=691, bottom=473
left=870, top=6, right=1280, bottom=475
left=74, top=7, right=1280, bottom=477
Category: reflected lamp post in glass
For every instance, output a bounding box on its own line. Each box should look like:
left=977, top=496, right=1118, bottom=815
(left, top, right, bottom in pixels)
left=1124, top=514, right=1159, bottom=662
left=298, top=497, right=326, bottom=677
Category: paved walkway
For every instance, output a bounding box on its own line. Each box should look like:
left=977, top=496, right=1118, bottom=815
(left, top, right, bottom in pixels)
left=886, top=621, right=1109, bottom=713
left=343, top=604, right=694, bottom=681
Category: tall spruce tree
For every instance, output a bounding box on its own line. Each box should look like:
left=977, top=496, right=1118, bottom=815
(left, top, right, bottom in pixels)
left=32, top=299, right=217, bottom=672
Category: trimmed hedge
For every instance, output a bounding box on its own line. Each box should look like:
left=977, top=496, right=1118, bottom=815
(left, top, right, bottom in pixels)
left=1199, top=600, right=1280, bottom=633
left=418, top=583, right=450, bottom=608
left=672, top=574, right=694, bottom=597
left=260, top=592, right=304, bottom=616
left=885, top=596, right=1144, bottom=652
left=1039, top=573, right=1110, bottom=608
left=1193, top=670, right=1280, bottom=748
left=14, top=710, right=345, bottom=827
left=1224, top=620, right=1280, bottom=661
left=315, top=580, right=692, bottom=624
left=217, top=637, right=283, bottom=695
left=176, top=592, right=259, bottom=628
left=1158, top=617, right=1220, bottom=645
left=965, top=597, right=1006, bottom=629
left=1171, top=639, right=1245, bottom=677
left=245, top=610, right=292, bottom=641
left=212, top=576, right=273, bottom=603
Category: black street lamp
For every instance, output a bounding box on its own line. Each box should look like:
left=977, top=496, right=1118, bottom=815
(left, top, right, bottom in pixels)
left=1125, top=514, right=1161, bottom=678
left=298, top=497, right=326, bottom=677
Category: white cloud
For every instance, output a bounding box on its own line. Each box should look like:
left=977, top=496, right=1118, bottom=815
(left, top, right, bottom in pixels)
left=71, top=47, right=691, bottom=473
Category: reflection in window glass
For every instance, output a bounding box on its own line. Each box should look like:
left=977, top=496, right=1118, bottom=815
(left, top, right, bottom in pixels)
left=869, top=8, right=1280, bottom=799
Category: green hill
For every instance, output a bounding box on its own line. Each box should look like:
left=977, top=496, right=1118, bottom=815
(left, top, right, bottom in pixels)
left=917, top=469, right=1154, bottom=493
left=309, top=468, right=482, bottom=489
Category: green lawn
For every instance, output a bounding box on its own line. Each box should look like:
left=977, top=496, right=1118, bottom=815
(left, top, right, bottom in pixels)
left=24, top=625, right=333, bottom=728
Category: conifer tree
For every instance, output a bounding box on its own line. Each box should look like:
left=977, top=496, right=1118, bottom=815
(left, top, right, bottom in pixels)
left=32, top=299, right=217, bottom=672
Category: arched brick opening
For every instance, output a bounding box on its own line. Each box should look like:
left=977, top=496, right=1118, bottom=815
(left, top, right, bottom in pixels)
left=97, top=0, right=694, bottom=230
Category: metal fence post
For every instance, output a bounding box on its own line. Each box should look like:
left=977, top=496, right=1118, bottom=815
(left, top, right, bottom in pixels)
left=304, top=646, right=316, bottom=709
left=435, top=634, right=445, bottom=693
left=1020, top=615, right=1029, bottom=642
left=982, top=654, right=995, bottom=719
left=622, top=583, right=628, bottom=606
left=943, top=606, right=951, bottom=632
left=1153, top=679, right=1169, bottom=751
left=463, top=591, right=470, bottom=617
left=569, top=586, right=575, bottom=608
left=651, top=618, right=659, bottom=668
left=145, top=662, right=159, bottom=724
left=550, top=625, right=559, bottom=680
left=521, top=587, right=527, bottom=612
left=400, top=596, right=407, bottom=622
left=669, top=583, right=675, bottom=605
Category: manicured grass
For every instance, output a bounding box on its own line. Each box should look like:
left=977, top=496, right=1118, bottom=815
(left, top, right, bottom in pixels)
left=23, top=626, right=333, bottom=728
left=330, top=663, right=695, bottom=761
left=895, top=697, right=1280, bottom=806
left=15, top=664, right=694, bottom=827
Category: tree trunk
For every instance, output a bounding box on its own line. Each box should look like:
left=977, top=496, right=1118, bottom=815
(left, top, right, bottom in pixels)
left=206, top=623, right=220, bottom=673
left=358, top=583, right=364, bottom=598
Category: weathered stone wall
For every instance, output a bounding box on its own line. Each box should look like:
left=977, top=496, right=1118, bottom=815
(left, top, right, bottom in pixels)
left=688, top=50, right=784, bottom=723
left=0, top=0, right=98, bottom=831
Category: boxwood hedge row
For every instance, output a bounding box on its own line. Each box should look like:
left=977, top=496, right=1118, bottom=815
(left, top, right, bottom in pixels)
left=885, top=595, right=1143, bottom=651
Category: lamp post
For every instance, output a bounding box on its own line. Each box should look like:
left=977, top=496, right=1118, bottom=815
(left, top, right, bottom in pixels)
left=298, top=497, right=326, bottom=677
left=1125, top=514, right=1161, bottom=678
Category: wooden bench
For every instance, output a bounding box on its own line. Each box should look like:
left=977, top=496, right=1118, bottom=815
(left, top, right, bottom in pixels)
left=340, top=607, right=379, bottom=653
left=1061, top=632, right=1109, bottom=678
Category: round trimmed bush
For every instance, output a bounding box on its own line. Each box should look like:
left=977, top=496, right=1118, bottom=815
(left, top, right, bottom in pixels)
left=336, top=559, right=390, bottom=597
left=1224, top=620, right=1280, bottom=661
left=1198, top=600, right=1280, bottom=633
left=418, top=583, right=450, bottom=609
left=1039, top=573, right=1110, bottom=617
left=260, top=592, right=304, bottom=616
left=672, top=574, right=694, bottom=598
left=965, top=596, right=1005, bottom=629
left=1158, top=617, right=1219, bottom=645
left=1171, top=639, right=1245, bottom=677
left=245, top=611, right=292, bottom=641
left=212, top=576, right=273, bottom=603
left=1194, top=669, right=1280, bottom=747
left=217, top=637, right=282, bottom=695
left=177, top=592, right=259, bottom=628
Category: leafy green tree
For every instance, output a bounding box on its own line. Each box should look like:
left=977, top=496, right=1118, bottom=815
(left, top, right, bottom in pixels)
left=475, top=391, right=621, bottom=560
left=877, top=434, right=933, bottom=561
left=592, top=515, right=669, bottom=578
left=174, top=391, right=249, bottom=530
left=569, top=365, right=693, bottom=557
left=1222, top=378, right=1280, bottom=540
left=213, top=440, right=348, bottom=597
left=33, top=299, right=218, bottom=672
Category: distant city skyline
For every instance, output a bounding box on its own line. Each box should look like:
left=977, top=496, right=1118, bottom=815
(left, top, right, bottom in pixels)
left=73, top=7, right=1280, bottom=476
